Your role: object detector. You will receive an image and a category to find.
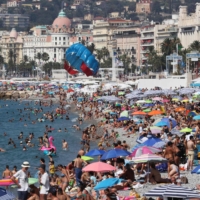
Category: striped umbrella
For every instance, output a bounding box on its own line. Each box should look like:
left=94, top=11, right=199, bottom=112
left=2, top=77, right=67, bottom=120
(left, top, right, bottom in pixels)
left=132, top=153, right=167, bottom=163
left=145, top=184, right=200, bottom=199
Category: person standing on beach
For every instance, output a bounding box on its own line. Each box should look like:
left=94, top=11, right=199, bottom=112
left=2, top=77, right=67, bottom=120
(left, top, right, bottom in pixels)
left=186, top=135, right=195, bottom=171
left=11, top=161, right=30, bottom=200
left=74, top=154, right=87, bottom=185
left=39, top=164, right=49, bottom=200
left=2, top=165, right=12, bottom=178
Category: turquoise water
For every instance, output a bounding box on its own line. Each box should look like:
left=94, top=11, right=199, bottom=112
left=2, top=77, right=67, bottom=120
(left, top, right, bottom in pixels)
left=0, top=100, right=95, bottom=175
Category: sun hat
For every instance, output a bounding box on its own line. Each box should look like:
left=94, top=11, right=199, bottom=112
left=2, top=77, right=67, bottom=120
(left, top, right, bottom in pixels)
left=85, top=187, right=92, bottom=194
left=21, top=161, right=30, bottom=168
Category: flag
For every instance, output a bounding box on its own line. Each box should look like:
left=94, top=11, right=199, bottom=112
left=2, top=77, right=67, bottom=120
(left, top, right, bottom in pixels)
left=176, top=43, right=183, bottom=52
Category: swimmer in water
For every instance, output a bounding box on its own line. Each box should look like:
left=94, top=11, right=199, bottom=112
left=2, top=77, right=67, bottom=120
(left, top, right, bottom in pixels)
left=58, top=128, right=62, bottom=132
left=64, top=128, right=67, bottom=132
left=23, top=146, right=27, bottom=151
left=62, top=140, right=68, bottom=150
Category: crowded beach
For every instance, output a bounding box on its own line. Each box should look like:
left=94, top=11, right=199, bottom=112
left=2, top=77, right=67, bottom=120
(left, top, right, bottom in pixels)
left=1, top=80, right=200, bottom=200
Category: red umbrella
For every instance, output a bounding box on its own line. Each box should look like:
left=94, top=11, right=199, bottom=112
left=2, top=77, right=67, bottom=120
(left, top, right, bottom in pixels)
left=67, top=88, right=74, bottom=93
left=82, top=161, right=116, bottom=172
left=132, top=111, right=146, bottom=115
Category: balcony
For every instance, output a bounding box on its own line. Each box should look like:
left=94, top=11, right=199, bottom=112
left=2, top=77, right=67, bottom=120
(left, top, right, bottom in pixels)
left=141, top=42, right=154, bottom=46
left=141, top=34, right=154, bottom=39
left=141, top=27, right=154, bottom=33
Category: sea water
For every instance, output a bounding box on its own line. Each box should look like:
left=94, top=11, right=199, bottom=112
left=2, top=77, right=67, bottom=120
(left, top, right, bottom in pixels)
left=0, top=100, right=95, bottom=175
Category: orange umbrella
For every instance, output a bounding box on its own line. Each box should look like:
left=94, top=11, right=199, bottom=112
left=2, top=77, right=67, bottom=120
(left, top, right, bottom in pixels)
left=148, top=110, right=163, bottom=116
left=132, top=111, right=147, bottom=115
left=175, top=107, right=186, bottom=112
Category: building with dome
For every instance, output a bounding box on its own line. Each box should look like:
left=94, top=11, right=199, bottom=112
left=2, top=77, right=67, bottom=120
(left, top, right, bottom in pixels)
left=0, top=28, right=23, bottom=65
left=22, top=10, right=93, bottom=67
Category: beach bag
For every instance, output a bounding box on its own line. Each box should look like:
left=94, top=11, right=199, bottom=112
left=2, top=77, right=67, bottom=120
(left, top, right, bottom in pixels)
left=180, top=176, right=188, bottom=184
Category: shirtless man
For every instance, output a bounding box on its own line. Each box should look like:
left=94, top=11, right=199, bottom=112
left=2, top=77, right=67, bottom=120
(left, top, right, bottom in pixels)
left=186, top=135, right=195, bottom=171
left=57, top=187, right=69, bottom=200
left=2, top=165, right=12, bottom=178
left=164, top=141, right=175, bottom=162
left=78, top=148, right=85, bottom=156
left=62, top=140, right=68, bottom=150
left=74, top=154, right=87, bottom=184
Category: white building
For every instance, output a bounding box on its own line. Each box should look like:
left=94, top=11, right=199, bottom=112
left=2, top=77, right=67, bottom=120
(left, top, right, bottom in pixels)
left=178, top=3, right=200, bottom=49
left=23, top=10, right=73, bottom=64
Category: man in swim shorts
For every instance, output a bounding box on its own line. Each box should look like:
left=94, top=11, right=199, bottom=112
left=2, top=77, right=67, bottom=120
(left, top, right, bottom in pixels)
left=187, top=135, right=195, bottom=171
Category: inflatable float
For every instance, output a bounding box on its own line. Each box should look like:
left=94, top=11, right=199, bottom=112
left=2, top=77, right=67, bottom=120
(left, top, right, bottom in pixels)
left=40, top=136, right=56, bottom=155
left=0, top=179, right=16, bottom=186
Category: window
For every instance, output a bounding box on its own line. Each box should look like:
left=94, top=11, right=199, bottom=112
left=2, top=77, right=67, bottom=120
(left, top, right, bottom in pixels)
left=54, top=48, right=56, bottom=52
left=63, top=37, right=66, bottom=40
left=59, top=37, right=61, bottom=40
left=55, top=42, right=57, bottom=45
left=55, top=37, right=57, bottom=40
left=63, top=42, right=66, bottom=45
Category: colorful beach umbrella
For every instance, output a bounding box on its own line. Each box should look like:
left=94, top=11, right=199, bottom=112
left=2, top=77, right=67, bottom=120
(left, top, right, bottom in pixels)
left=85, top=149, right=106, bottom=157
left=101, top=149, right=131, bottom=160
left=81, top=156, right=94, bottom=161
left=94, top=178, right=124, bottom=190
left=130, top=146, right=161, bottom=158
left=180, top=127, right=192, bottom=133
left=188, top=111, right=197, bottom=117
left=117, top=117, right=130, bottom=121
left=175, top=107, right=185, bottom=112
left=161, top=118, right=177, bottom=128
left=132, top=153, right=167, bottom=163
left=82, top=161, right=116, bottom=172
left=145, top=100, right=153, bottom=103
left=142, top=137, right=163, bottom=147
left=191, top=165, right=200, bottom=174
left=120, top=110, right=128, bottom=117
left=162, top=99, right=170, bottom=103
left=155, top=121, right=168, bottom=127
left=152, top=97, right=163, bottom=101
left=193, top=115, right=200, bottom=120
left=143, top=108, right=151, bottom=113
left=132, top=111, right=146, bottom=115
left=148, top=110, right=163, bottom=116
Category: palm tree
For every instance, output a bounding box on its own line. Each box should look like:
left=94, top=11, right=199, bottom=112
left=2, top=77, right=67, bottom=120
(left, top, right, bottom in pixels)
left=36, top=52, right=42, bottom=63
left=96, top=49, right=103, bottom=63
left=101, top=47, right=110, bottom=61
left=23, top=55, right=29, bottom=63
left=42, top=52, right=49, bottom=62
left=189, top=40, right=200, bottom=52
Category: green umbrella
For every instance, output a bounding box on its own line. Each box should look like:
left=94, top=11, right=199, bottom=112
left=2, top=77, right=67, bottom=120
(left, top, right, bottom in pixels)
left=81, top=156, right=94, bottom=161
left=143, top=108, right=151, bottom=113
left=120, top=110, right=128, bottom=117
left=180, top=127, right=192, bottom=133
left=118, top=92, right=125, bottom=96
left=145, top=100, right=152, bottom=103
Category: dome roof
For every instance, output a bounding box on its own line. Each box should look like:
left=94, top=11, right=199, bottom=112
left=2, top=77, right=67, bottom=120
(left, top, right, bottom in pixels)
left=52, top=10, right=71, bottom=28
left=10, top=28, right=18, bottom=38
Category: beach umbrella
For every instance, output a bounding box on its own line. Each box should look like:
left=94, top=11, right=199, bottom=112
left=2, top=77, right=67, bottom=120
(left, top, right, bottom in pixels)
left=153, top=141, right=166, bottom=148
left=67, top=88, right=74, bottom=93
left=148, top=110, right=163, bottom=116
left=130, top=146, right=161, bottom=158
left=81, top=156, right=94, bottom=161
left=152, top=97, right=163, bottom=101
left=162, top=99, right=170, bottom=103
left=145, top=184, right=200, bottom=199
left=150, top=126, right=162, bottom=130
left=101, top=149, right=131, bottom=160
left=82, top=161, right=116, bottom=172
left=85, top=149, right=106, bottom=157
left=155, top=121, right=168, bottom=127
left=143, top=103, right=154, bottom=107
left=191, top=165, right=200, bottom=174
left=136, top=100, right=146, bottom=104
left=143, top=108, right=151, bottom=113
left=0, top=187, right=15, bottom=200
left=142, top=137, right=163, bottom=147
left=132, top=153, right=167, bottom=163
left=180, top=127, right=192, bottom=133
left=118, top=92, right=125, bottom=96
left=175, top=107, right=185, bottom=112
left=28, top=178, right=38, bottom=185
left=145, top=99, right=153, bottom=103
left=161, top=118, right=177, bottom=128
left=120, top=110, right=128, bottom=117
left=94, top=178, right=124, bottom=190
left=151, top=129, right=161, bottom=134
left=117, top=117, right=130, bottom=121
left=181, top=99, right=189, bottom=102
left=132, top=111, right=146, bottom=115
left=193, top=115, right=200, bottom=120
left=188, top=111, right=197, bottom=117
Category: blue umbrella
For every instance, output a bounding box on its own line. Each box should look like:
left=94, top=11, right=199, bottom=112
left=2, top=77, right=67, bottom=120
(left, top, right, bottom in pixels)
left=0, top=187, right=15, bottom=200
left=101, top=149, right=131, bottom=160
left=85, top=149, right=106, bottom=157
left=142, top=137, right=163, bottom=146
left=94, top=178, right=124, bottom=190
left=117, top=117, right=130, bottom=121
left=191, top=165, right=200, bottom=174
left=144, top=103, right=155, bottom=107
left=155, top=121, right=168, bottom=127
left=161, top=118, right=177, bottom=128
left=193, top=115, right=200, bottom=120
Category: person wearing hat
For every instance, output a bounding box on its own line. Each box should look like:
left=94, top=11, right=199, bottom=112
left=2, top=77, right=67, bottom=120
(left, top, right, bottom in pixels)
left=39, top=164, right=49, bottom=200
left=11, top=161, right=30, bottom=200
